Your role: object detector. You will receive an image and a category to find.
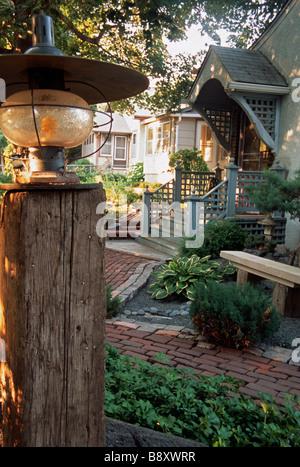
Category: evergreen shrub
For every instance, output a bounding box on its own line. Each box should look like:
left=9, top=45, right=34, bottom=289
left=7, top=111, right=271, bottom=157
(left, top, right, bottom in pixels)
left=190, top=281, right=280, bottom=349
left=106, top=285, right=122, bottom=317
left=179, top=220, right=248, bottom=258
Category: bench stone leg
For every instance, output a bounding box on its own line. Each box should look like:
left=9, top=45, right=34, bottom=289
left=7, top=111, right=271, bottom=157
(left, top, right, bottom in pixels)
left=272, top=284, right=300, bottom=318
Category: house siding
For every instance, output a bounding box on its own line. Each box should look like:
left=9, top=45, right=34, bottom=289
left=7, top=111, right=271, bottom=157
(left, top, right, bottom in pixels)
left=176, top=118, right=197, bottom=150
left=252, top=0, right=300, bottom=175
left=252, top=0, right=300, bottom=248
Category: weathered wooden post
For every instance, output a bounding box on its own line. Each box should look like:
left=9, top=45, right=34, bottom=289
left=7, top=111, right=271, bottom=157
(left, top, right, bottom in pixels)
left=0, top=185, right=106, bottom=446
left=174, top=161, right=183, bottom=203
left=141, top=185, right=151, bottom=237
left=0, top=12, right=148, bottom=447
left=225, top=158, right=240, bottom=219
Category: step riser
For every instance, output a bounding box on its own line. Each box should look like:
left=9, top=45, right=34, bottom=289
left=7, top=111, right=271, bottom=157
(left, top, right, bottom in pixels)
left=136, top=236, right=178, bottom=256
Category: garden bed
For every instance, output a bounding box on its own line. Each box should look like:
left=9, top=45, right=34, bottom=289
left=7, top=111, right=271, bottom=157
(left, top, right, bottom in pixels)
left=122, top=250, right=300, bottom=350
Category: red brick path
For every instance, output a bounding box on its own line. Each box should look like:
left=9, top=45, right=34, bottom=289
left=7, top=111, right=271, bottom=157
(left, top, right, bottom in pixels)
left=105, top=249, right=150, bottom=291
left=104, top=249, right=300, bottom=407
left=106, top=321, right=300, bottom=407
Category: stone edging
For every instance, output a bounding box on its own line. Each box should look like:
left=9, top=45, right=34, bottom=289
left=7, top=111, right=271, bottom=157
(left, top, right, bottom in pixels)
left=111, top=261, right=164, bottom=305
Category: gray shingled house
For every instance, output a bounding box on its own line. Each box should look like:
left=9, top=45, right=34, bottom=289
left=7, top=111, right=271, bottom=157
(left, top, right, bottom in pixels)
left=138, top=0, right=299, bottom=253
left=187, top=0, right=299, bottom=248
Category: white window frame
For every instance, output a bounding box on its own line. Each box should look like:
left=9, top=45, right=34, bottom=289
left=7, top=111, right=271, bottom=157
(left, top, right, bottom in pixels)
left=199, top=124, right=213, bottom=162
left=146, top=121, right=170, bottom=156
left=114, top=135, right=127, bottom=160
left=101, top=133, right=112, bottom=155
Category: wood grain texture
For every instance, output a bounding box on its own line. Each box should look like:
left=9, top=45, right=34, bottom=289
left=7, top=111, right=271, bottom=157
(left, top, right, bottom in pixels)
left=0, top=186, right=106, bottom=446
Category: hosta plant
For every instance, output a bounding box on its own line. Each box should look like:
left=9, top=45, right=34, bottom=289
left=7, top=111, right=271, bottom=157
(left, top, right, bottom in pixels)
left=147, top=254, right=235, bottom=300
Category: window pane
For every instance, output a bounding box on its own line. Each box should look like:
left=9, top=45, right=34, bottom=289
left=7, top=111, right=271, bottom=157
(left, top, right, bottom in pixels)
left=101, top=133, right=112, bottom=155
left=162, top=122, right=170, bottom=151
left=115, top=136, right=126, bottom=160
left=163, top=123, right=170, bottom=138
left=147, top=126, right=154, bottom=155
left=115, top=148, right=126, bottom=159
left=115, top=136, right=126, bottom=149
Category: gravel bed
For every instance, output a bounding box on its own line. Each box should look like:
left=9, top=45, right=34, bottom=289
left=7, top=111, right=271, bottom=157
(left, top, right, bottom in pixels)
left=122, top=261, right=300, bottom=350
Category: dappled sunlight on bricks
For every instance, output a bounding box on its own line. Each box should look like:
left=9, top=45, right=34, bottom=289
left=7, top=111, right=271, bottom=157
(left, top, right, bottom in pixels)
left=105, top=321, right=300, bottom=407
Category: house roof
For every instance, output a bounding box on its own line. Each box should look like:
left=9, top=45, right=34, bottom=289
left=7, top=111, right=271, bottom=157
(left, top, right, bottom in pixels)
left=94, top=111, right=132, bottom=134
left=208, top=46, right=287, bottom=86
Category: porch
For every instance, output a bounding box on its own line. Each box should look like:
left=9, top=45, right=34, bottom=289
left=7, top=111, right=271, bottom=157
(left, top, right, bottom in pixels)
left=137, top=159, right=286, bottom=256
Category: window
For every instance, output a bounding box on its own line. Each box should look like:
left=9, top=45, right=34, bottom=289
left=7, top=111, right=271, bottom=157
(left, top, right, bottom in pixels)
left=132, top=132, right=137, bottom=157
left=84, top=133, right=94, bottom=146
left=115, top=136, right=127, bottom=160
left=162, top=123, right=170, bottom=152
left=147, top=121, right=170, bottom=155
left=101, top=133, right=112, bottom=155
left=199, top=125, right=213, bottom=162
left=147, top=127, right=154, bottom=155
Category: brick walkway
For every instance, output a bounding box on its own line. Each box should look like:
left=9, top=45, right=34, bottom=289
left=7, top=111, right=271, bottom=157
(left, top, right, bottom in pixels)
left=105, top=248, right=162, bottom=304
left=105, top=249, right=150, bottom=291
left=106, top=320, right=300, bottom=407
left=104, top=248, right=300, bottom=408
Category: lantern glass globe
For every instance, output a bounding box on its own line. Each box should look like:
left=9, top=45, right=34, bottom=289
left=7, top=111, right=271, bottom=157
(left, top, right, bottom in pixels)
left=0, top=89, right=94, bottom=148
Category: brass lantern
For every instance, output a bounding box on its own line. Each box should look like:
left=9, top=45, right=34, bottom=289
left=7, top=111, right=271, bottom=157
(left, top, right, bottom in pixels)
left=0, top=13, right=148, bottom=184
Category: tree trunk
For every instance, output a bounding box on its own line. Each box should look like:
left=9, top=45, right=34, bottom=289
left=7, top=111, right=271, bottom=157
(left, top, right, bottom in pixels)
left=0, top=186, right=106, bottom=447
left=289, top=241, right=300, bottom=267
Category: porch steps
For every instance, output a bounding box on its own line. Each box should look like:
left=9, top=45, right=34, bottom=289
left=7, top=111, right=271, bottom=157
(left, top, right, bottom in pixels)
left=135, top=217, right=184, bottom=257
left=135, top=234, right=181, bottom=257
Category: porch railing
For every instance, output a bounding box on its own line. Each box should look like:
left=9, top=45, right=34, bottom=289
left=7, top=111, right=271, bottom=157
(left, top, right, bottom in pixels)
left=142, top=162, right=222, bottom=231
left=200, top=179, right=228, bottom=225
left=141, top=158, right=286, bottom=240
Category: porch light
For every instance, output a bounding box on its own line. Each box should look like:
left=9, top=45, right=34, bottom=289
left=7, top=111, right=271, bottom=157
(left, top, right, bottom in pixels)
left=0, top=89, right=93, bottom=158
left=0, top=12, right=148, bottom=183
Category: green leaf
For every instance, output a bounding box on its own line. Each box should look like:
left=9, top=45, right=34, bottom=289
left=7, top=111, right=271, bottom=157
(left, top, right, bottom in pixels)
left=153, top=288, right=169, bottom=300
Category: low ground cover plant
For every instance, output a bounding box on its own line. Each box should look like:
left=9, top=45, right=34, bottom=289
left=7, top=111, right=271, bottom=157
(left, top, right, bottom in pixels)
left=147, top=254, right=235, bottom=300
left=190, top=281, right=280, bottom=349
left=105, top=344, right=300, bottom=447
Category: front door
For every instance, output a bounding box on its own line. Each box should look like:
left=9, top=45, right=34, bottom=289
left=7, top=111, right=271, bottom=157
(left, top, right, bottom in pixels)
left=239, top=114, right=274, bottom=170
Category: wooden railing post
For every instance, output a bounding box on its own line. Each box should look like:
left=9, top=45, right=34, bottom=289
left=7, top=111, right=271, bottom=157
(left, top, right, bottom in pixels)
left=141, top=185, right=151, bottom=236
left=225, top=158, right=240, bottom=219
left=214, top=162, right=223, bottom=183
left=174, top=161, right=183, bottom=203
left=0, top=185, right=106, bottom=447
left=184, top=189, right=201, bottom=237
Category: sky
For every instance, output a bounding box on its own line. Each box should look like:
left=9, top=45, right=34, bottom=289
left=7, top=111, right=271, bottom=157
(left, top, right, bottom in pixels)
left=166, top=24, right=230, bottom=57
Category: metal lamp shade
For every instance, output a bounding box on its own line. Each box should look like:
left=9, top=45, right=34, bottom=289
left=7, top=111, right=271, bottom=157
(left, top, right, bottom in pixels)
left=0, top=54, right=149, bottom=105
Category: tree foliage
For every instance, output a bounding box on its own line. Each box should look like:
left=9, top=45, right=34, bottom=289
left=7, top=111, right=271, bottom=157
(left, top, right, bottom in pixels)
left=0, top=0, right=286, bottom=113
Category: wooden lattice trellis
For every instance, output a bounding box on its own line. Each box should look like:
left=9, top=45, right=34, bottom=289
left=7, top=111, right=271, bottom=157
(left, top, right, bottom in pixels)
left=245, top=97, right=277, bottom=139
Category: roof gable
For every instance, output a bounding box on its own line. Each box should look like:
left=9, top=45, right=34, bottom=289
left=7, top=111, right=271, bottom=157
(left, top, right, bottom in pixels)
left=211, top=46, right=287, bottom=86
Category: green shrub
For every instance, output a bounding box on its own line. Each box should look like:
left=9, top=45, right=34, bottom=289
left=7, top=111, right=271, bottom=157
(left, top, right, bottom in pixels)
left=190, top=281, right=280, bottom=349
left=179, top=220, right=248, bottom=258
left=127, top=162, right=144, bottom=186
left=70, top=159, right=100, bottom=183
left=147, top=255, right=235, bottom=300
left=105, top=344, right=300, bottom=447
left=106, top=285, right=122, bottom=317
left=0, top=172, right=13, bottom=201
left=169, top=147, right=209, bottom=172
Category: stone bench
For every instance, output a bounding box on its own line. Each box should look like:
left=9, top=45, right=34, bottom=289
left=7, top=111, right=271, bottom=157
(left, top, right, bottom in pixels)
left=220, top=250, right=300, bottom=317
